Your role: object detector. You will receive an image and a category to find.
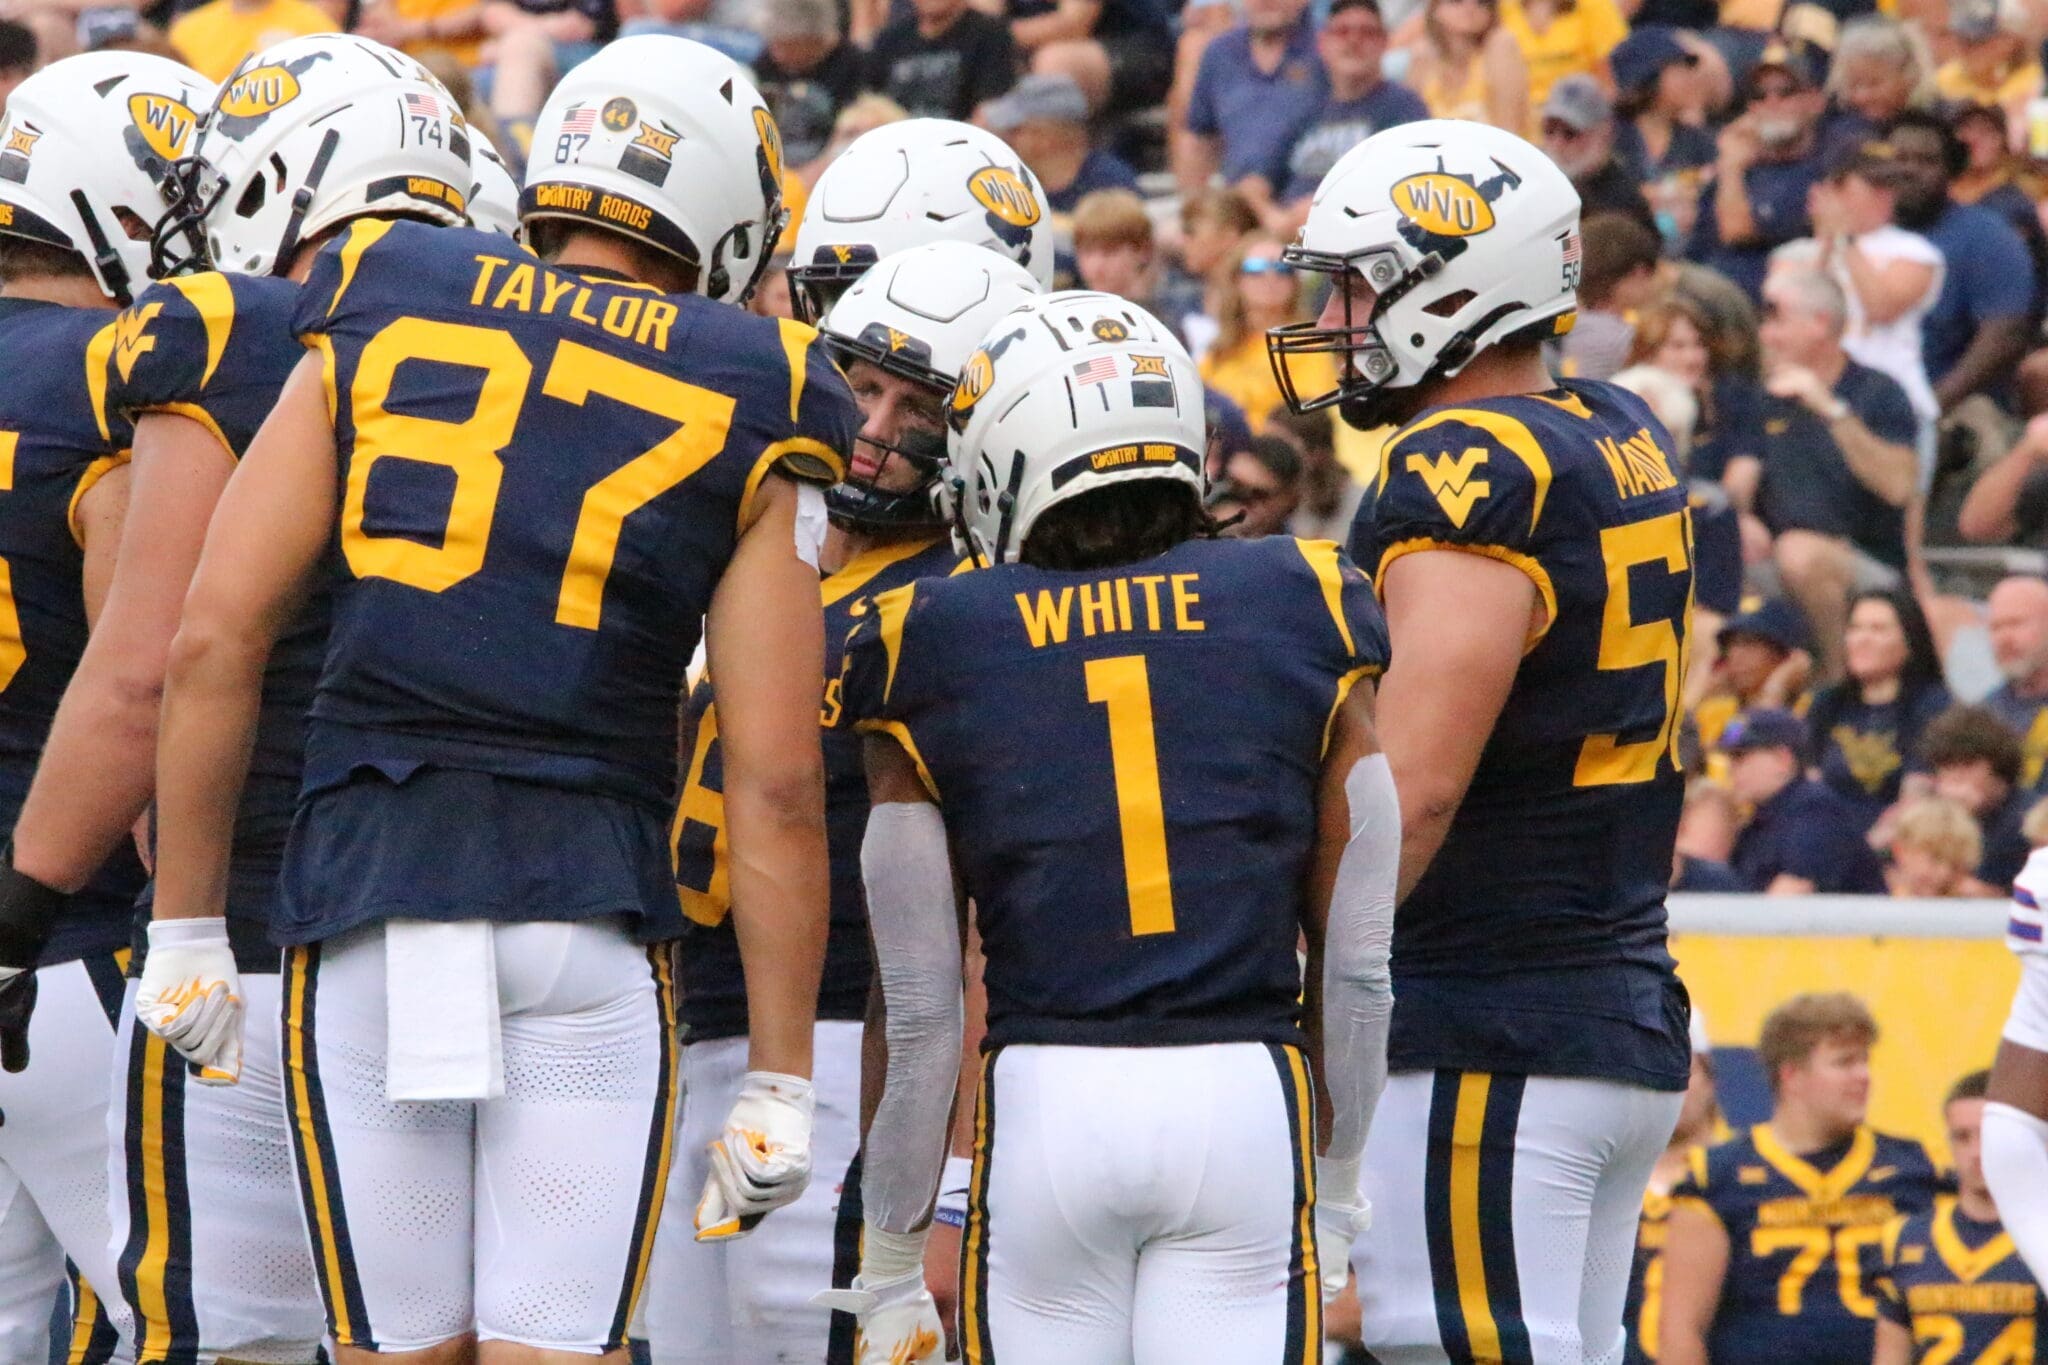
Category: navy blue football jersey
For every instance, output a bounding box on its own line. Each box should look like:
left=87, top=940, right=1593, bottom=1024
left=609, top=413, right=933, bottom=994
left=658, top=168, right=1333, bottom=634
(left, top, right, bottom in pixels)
left=104, top=271, right=321, bottom=959
left=840, top=534, right=1388, bottom=1049
left=1876, top=1198, right=2043, bottom=1363
left=1672, top=1124, right=1945, bottom=1365
left=1350, top=379, right=1693, bottom=1091
left=675, top=534, right=960, bottom=1039
left=284, top=221, right=854, bottom=944
left=0, top=298, right=143, bottom=963
left=1625, top=1185, right=1676, bottom=1364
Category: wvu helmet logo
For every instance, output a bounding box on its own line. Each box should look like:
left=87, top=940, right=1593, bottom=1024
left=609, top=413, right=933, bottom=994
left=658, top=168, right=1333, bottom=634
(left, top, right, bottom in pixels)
left=1391, top=171, right=1497, bottom=238
left=831, top=244, right=854, bottom=264
left=219, top=65, right=300, bottom=119
left=886, top=327, right=912, bottom=352
left=754, top=107, right=784, bottom=190
left=1129, top=353, right=1169, bottom=377
left=631, top=122, right=679, bottom=158
left=601, top=97, right=636, bottom=132
left=3, top=125, right=38, bottom=157
left=967, top=166, right=1040, bottom=228
left=112, top=302, right=164, bottom=384
left=1091, top=317, right=1128, bottom=343
left=128, top=93, right=197, bottom=163
left=953, top=349, right=994, bottom=417
left=1406, top=447, right=1489, bottom=528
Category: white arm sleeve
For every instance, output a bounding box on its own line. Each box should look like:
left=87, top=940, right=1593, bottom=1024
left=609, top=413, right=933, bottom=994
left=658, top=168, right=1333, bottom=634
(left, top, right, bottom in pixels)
left=1318, top=753, right=1398, bottom=1194
left=860, top=801, right=965, bottom=1235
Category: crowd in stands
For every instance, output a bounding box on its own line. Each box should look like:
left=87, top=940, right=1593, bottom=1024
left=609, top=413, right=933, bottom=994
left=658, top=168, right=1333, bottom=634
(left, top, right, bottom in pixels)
left=13, top=0, right=2048, bottom=897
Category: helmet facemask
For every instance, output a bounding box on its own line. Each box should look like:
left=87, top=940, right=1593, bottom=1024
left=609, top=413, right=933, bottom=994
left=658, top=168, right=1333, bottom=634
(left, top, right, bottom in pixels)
left=821, top=330, right=952, bottom=534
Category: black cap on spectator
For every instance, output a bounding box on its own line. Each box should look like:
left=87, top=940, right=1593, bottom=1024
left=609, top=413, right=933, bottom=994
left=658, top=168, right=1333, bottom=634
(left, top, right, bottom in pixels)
left=1719, top=708, right=1807, bottom=755
left=1610, top=26, right=1696, bottom=96
left=0, top=18, right=34, bottom=70
left=1718, top=597, right=1809, bottom=653
left=1824, top=138, right=1916, bottom=189
left=1750, top=38, right=1826, bottom=91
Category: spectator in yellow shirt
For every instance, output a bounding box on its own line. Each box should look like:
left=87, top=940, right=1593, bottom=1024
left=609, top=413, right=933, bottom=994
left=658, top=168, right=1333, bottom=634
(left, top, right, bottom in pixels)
left=1499, top=0, right=1627, bottom=109
left=1198, top=235, right=1335, bottom=430
left=1936, top=0, right=2042, bottom=130
left=169, top=0, right=337, bottom=80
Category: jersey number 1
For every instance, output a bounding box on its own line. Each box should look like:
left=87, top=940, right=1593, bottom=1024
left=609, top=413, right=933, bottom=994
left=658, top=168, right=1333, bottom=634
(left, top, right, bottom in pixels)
left=1087, top=655, right=1176, bottom=937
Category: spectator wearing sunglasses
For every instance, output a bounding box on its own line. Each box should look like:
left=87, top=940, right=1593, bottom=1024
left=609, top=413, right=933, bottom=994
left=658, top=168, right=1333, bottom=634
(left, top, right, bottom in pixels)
left=1540, top=75, right=1657, bottom=235
left=1686, top=39, right=1829, bottom=302
left=1199, top=237, right=1333, bottom=428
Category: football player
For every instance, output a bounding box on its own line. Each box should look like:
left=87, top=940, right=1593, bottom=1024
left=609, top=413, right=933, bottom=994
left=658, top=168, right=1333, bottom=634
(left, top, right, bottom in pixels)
left=826, top=290, right=1397, bottom=1361
left=0, top=49, right=212, bottom=1365
left=143, top=35, right=855, bottom=1362
left=786, top=118, right=1054, bottom=324
left=649, top=239, right=1040, bottom=1365
left=1874, top=1069, right=2042, bottom=1365
left=1272, top=117, right=1696, bottom=1363
left=1623, top=1018, right=1720, bottom=1364
left=1659, top=993, right=1941, bottom=1365
left=0, top=34, right=483, bottom=1365
left=1984, top=844, right=2048, bottom=1287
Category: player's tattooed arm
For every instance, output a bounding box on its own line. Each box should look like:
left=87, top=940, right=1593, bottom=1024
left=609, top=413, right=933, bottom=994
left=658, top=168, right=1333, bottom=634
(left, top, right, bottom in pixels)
left=13, top=414, right=232, bottom=892
left=1374, top=549, right=1537, bottom=901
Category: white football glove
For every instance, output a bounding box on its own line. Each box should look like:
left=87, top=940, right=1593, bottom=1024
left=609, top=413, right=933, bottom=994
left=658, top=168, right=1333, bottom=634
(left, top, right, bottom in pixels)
left=134, top=917, right=242, bottom=1085
left=693, top=1070, right=814, bottom=1241
left=813, top=1227, right=945, bottom=1365
left=1314, top=1156, right=1370, bottom=1304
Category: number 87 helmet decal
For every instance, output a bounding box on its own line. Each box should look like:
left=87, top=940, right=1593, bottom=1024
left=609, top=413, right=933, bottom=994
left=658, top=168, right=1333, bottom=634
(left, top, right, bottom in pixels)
left=520, top=36, right=787, bottom=305
left=153, top=34, right=474, bottom=278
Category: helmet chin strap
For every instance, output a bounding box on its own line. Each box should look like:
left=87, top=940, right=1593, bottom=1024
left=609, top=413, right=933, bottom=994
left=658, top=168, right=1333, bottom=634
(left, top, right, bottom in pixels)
left=69, top=189, right=130, bottom=304
left=272, top=129, right=339, bottom=275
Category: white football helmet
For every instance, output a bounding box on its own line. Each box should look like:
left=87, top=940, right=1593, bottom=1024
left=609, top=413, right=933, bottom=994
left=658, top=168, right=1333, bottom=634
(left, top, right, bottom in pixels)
left=788, top=119, right=1053, bottom=323
left=159, top=34, right=472, bottom=278
left=0, top=52, right=210, bottom=302
left=818, top=239, right=1043, bottom=532
left=1271, top=119, right=1582, bottom=425
left=944, top=291, right=1204, bottom=565
left=468, top=131, right=520, bottom=239
left=522, top=37, right=784, bottom=305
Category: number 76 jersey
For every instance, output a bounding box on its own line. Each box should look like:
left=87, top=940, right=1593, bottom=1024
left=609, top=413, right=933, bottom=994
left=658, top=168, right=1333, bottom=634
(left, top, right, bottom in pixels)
left=1350, top=377, right=1696, bottom=1092
left=291, top=220, right=854, bottom=814
left=839, top=534, right=1388, bottom=1051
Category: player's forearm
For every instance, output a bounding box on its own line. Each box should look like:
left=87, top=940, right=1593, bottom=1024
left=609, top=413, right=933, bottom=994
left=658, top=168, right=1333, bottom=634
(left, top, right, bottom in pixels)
left=10, top=659, right=164, bottom=891
left=152, top=624, right=267, bottom=920
left=1658, top=1328, right=1709, bottom=1365
left=727, top=781, right=829, bottom=1078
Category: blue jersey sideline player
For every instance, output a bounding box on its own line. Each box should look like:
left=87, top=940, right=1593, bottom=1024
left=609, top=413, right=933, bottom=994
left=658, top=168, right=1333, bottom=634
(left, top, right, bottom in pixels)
left=1659, top=993, right=1941, bottom=1365
left=141, top=36, right=856, bottom=1363
left=824, top=290, right=1398, bottom=1362
left=1274, top=117, right=1696, bottom=1363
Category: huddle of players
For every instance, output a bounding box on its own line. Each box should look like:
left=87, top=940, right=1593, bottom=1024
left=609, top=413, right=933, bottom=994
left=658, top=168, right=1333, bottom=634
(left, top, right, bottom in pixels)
left=0, top=28, right=1767, bottom=1365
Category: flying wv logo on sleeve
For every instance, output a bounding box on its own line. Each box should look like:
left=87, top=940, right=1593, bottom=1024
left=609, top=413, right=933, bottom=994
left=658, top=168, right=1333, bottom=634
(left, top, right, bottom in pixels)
left=1407, top=448, right=1489, bottom=528
left=112, top=303, right=163, bottom=383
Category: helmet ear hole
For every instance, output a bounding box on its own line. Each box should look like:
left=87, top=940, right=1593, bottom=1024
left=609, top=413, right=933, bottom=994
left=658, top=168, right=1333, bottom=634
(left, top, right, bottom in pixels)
left=1422, top=289, right=1474, bottom=318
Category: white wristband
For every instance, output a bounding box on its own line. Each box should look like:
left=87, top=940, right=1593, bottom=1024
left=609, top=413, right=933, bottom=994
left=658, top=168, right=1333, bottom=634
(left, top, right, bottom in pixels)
left=859, top=1223, right=929, bottom=1283
left=932, top=1155, right=973, bottom=1228
left=146, top=916, right=228, bottom=948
